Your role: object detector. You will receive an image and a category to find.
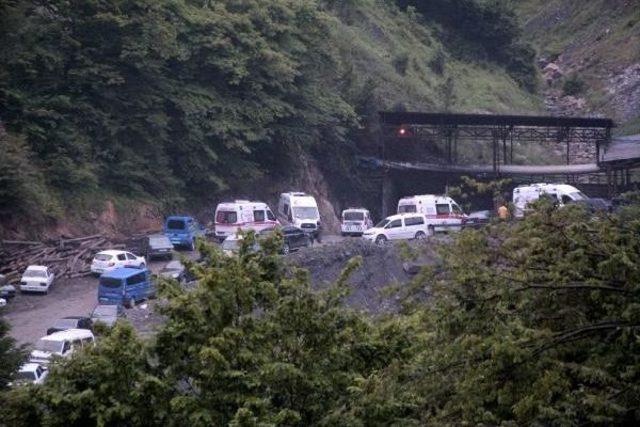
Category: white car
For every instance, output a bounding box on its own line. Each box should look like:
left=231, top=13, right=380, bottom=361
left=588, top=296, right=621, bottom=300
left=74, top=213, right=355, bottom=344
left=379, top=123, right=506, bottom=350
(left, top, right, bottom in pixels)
left=14, top=363, right=49, bottom=385
left=0, top=297, right=6, bottom=307
left=90, top=250, right=146, bottom=275
left=362, top=213, right=430, bottom=245
left=30, top=329, right=95, bottom=365
left=20, top=265, right=55, bottom=294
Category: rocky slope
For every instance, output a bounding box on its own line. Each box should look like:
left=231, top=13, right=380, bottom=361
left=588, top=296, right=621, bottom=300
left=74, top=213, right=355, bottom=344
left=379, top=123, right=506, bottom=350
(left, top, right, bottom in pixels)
left=517, top=0, right=640, bottom=134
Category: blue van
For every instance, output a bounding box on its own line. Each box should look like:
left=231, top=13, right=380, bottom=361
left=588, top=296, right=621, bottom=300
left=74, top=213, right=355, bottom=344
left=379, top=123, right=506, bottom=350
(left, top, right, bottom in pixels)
left=164, top=216, right=205, bottom=250
left=98, top=267, right=155, bottom=308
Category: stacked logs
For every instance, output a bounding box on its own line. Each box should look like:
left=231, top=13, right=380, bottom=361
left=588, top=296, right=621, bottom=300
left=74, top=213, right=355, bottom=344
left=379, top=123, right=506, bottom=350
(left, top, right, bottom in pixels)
left=0, top=235, right=130, bottom=283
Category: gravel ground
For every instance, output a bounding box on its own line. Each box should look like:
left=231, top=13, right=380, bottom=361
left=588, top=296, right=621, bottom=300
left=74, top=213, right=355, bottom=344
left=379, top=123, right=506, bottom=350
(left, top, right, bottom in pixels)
left=4, top=234, right=445, bottom=345
left=288, top=236, right=443, bottom=314
left=3, top=251, right=197, bottom=346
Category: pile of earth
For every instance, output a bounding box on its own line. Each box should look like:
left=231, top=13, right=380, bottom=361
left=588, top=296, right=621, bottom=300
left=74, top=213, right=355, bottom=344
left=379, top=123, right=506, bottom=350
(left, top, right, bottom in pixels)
left=287, top=238, right=444, bottom=315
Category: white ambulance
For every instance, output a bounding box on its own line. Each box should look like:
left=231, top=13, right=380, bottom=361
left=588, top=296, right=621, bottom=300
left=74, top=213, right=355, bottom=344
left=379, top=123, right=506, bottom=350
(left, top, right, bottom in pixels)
left=512, top=183, right=588, bottom=218
left=340, top=208, right=373, bottom=236
left=277, top=192, right=322, bottom=241
left=397, top=194, right=466, bottom=233
left=214, top=200, right=279, bottom=241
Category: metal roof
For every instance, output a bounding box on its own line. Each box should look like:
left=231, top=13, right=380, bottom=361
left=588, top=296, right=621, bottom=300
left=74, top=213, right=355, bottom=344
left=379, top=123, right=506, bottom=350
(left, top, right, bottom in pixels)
left=379, top=111, right=615, bottom=128
left=101, top=267, right=147, bottom=279
left=602, top=134, right=640, bottom=163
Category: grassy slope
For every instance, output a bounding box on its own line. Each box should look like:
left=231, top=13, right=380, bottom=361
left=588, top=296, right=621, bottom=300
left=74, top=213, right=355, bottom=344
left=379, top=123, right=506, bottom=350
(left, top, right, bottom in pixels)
left=327, top=3, right=542, bottom=114
left=516, top=0, right=640, bottom=133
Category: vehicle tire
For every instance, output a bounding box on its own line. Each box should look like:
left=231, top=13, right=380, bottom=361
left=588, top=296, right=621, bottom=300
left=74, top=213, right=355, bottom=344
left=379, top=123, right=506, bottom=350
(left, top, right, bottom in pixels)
left=415, top=231, right=427, bottom=240
left=428, top=225, right=435, bottom=236
left=375, top=235, right=387, bottom=245
left=341, top=232, right=346, bottom=237
left=282, top=243, right=290, bottom=255
left=140, top=263, right=146, bottom=269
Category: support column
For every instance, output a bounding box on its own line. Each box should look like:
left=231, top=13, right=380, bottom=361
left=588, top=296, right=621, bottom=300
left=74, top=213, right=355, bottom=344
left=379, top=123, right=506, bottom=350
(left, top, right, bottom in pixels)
left=382, top=171, right=396, bottom=219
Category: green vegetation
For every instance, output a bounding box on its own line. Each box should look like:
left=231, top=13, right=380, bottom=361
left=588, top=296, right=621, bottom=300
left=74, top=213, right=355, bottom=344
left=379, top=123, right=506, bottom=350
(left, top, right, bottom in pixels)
left=2, top=203, right=640, bottom=424
left=397, top=0, right=539, bottom=91
left=563, top=74, right=587, bottom=96
left=0, top=0, right=540, bottom=228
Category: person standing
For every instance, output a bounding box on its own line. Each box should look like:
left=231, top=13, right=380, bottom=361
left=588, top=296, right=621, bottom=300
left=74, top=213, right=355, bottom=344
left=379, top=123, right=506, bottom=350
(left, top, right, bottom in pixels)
left=498, top=203, right=510, bottom=220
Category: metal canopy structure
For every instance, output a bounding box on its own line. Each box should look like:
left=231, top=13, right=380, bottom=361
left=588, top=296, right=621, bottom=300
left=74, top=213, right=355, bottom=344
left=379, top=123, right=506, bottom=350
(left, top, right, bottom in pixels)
left=377, top=111, right=615, bottom=174
left=379, top=111, right=614, bottom=128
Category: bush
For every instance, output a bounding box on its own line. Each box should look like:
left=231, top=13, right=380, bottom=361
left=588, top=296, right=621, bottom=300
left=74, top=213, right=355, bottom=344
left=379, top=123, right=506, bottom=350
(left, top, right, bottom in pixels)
left=563, top=74, right=587, bottom=96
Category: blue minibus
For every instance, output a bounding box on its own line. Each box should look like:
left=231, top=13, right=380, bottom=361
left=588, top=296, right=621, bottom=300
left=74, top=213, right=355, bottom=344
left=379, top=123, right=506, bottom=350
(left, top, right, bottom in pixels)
left=98, top=267, right=155, bottom=308
left=164, top=216, right=205, bottom=250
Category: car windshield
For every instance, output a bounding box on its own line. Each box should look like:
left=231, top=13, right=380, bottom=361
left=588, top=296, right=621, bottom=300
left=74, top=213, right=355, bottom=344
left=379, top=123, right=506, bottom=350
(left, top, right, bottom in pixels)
left=343, top=212, right=364, bottom=221
left=17, top=371, right=37, bottom=381
left=54, top=318, right=79, bottom=329
left=222, top=239, right=240, bottom=251
left=150, top=236, right=170, bottom=245
left=569, top=191, right=588, bottom=201
left=35, top=339, right=63, bottom=353
left=292, top=207, right=319, bottom=220
left=23, top=269, right=47, bottom=278
left=398, top=205, right=417, bottom=213
left=375, top=219, right=390, bottom=228
left=167, top=219, right=185, bottom=230
left=94, top=253, right=112, bottom=261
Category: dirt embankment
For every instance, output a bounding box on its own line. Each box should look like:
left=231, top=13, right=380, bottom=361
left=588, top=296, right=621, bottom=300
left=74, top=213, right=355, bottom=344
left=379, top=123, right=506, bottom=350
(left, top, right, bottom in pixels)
left=288, top=238, right=442, bottom=314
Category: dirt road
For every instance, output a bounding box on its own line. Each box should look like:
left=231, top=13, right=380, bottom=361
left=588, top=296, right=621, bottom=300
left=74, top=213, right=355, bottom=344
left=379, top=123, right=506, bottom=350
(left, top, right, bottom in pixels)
left=3, top=234, right=354, bottom=346
left=3, top=254, right=192, bottom=346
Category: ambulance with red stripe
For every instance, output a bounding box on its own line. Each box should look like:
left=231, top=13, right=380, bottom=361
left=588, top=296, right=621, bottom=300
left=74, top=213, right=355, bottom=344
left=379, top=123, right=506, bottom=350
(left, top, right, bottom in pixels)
left=214, top=200, right=279, bottom=241
left=397, top=194, right=466, bottom=234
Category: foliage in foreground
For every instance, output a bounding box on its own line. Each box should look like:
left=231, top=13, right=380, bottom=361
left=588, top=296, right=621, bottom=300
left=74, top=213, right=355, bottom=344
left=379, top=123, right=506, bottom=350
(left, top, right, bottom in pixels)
left=2, top=205, right=639, bottom=425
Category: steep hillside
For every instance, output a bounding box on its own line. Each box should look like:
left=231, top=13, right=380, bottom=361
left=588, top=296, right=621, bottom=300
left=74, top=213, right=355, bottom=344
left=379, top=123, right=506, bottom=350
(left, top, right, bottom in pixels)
left=516, top=0, right=640, bottom=134
left=0, top=0, right=541, bottom=237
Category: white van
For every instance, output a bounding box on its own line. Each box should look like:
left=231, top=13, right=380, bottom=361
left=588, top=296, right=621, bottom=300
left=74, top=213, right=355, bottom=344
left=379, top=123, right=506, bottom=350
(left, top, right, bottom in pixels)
left=341, top=208, right=373, bottom=236
left=29, top=329, right=95, bottom=365
left=397, top=194, right=466, bottom=233
left=513, top=183, right=588, bottom=218
left=214, top=200, right=279, bottom=241
left=362, top=213, right=429, bottom=245
left=277, top=192, right=321, bottom=241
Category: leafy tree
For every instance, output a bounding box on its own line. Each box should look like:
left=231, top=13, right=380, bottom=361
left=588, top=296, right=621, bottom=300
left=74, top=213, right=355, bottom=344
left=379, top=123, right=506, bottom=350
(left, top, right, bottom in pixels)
left=0, top=317, right=27, bottom=390
left=343, top=201, right=640, bottom=425
left=3, top=206, right=639, bottom=425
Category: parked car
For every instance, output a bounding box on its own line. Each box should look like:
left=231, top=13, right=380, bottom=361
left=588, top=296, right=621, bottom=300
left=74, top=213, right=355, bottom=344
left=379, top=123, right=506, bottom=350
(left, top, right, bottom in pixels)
left=30, top=329, right=95, bottom=365
left=214, top=200, right=279, bottom=241
left=90, top=250, right=146, bottom=276
left=221, top=234, right=260, bottom=256
left=277, top=192, right=322, bottom=242
left=20, top=265, right=55, bottom=294
left=158, top=260, right=190, bottom=283
left=567, top=197, right=612, bottom=214
left=397, top=194, right=467, bottom=233
left=13, top=363, right=48, bottom=386
left=46, top=316, right=93, bottom=335
left=340, top=208, right=373, bottom=237
left=362, top=213, right=430, bottom=245
left=98, top=267, right=155, bottom=308
left=463, top=210, right=493, bottom=229
left=0, top=284, right=16, bottom=300
left=164, top=216, right=205, bottom=250
left=512, top=183, right=588, bottom=218
left=259, top=226, right=311, bottom=254
left=0, top=298, right=6, bottom=307
left=90, top=304, right=125, bottom=328
left=142, top=234, right=174, bottom=260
